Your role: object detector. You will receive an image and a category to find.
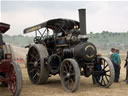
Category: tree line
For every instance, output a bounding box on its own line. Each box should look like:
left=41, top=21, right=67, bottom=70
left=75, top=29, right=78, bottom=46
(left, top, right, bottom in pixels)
left=3, top=31, right=128, bottom=50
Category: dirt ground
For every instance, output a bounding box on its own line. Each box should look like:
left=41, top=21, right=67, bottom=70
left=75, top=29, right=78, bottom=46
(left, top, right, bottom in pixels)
left=22, top=63, right=128, bottom=96
left=1, top=63, right=128, bottom=96
left=0, top=47, right=128, bottom=96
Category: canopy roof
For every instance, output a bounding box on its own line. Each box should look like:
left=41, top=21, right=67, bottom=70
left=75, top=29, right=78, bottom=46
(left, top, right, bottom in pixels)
left=0, top=22, right=10, bottom=34
left=24, top=18, right=80, bottom=34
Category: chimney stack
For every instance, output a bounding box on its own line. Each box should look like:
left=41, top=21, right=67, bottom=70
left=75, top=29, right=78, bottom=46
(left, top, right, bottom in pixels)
left=79, top=9, right=86, bottom=35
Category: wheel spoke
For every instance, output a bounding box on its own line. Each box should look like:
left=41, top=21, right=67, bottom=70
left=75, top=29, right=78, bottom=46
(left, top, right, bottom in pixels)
left=70, top=78, right=74, bottom=84
left=103, top=60, right=105, bottom=68
left=30, top=54, right=37, bottom=60
left=36, top=72, right=40, bottom=77
left=68, top=79, right=73, bottom=89
left=29, top=61, right=34, bottom=64
left=37, top=58, right=40, bottom=63
left=32, top=48, right=38, bottom=56
left=63, top=75, right=68, bottom=80
left=101, top=76, right=104, bottom=85
left=102, top=76, right=106, bottom=86
left=66, top=62, right=70, bottom=72
left=106, top=74, right=110, bottom=77
left=105, top=75, right=109, bottom=83
left=65, top=79, right=69, bottom=85
left=30, top=68, right=36, bottom=73
left=70, top=66, right=74, bottom=73
left=64, top=65, right=68, bottom=72
left=68, top=63, right=72, bottom=72
left=105, top=70, right=110, bottom=73
left=29, top=64, right=35, bottom=69
left=36, top=66, right=40, bottom=71
left=33, top=73, right=38, bottom=79
left=63, top=70, right=67, bottom=74
left=70, top=72, right=75, bottom=76
left=67, top=80, right=70, bottom=89
left=104, top=64, right=108, bottom=69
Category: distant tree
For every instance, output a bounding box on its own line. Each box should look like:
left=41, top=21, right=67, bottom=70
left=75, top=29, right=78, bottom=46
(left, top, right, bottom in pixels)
left=3, top=34, right=11, bottom=38
left=18, top=34, right=24, bottom=37
left=108, top=32, right=113, bottom=36
left=101, top=31, right=109, bottom=35
left=90, top=32, right=93, bottom=34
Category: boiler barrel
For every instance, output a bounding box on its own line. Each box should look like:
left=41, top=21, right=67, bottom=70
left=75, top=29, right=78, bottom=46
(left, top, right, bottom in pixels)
left=73, top=42, right=97, bottom=61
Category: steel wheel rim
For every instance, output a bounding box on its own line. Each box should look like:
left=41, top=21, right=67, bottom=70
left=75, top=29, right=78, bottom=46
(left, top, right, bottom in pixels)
left=27, top=47, right=41, bottom=83
left=61, top=60, right=76, bottom=90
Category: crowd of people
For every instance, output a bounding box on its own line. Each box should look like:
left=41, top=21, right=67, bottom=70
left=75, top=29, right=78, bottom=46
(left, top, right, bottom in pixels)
left=109, top=48, right=128, bottom=84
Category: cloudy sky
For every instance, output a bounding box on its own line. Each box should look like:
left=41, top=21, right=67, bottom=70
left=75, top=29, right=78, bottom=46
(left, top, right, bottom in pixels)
left=1, top=0, right=128, bottom=36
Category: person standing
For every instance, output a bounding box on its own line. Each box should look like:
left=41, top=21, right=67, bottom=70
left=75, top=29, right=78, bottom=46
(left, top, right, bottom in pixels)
left=109, top=48, right=115, bottom=61
left=124, top=51, right=128, bottom=84
left=112, top=49, right=121, bottom=82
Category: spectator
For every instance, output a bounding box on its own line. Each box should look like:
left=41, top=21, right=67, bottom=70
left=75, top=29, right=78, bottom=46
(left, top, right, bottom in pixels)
left=112, top=49, right=121, bottom=82
left=92, top=53, right=103, bottom=84
left=124, top=51, right=128, bottom=84
left=109, top=48, right=115, bottom=61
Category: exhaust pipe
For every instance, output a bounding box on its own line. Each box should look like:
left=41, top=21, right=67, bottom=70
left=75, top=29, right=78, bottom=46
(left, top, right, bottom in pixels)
left=79, top=9, right=86, bottom=35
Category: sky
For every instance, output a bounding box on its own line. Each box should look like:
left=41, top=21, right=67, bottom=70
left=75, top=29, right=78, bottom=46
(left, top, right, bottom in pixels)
left=0, top=0, right=128, bottom=36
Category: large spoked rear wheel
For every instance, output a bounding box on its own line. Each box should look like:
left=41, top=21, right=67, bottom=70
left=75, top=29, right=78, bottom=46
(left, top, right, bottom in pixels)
left=8, top=61, right=22, bottom=96
left=60, top=59, right=80, bottom=92
left=27, top=44, right=49, bottom=84
left=93, top=56, right=115, bottom=88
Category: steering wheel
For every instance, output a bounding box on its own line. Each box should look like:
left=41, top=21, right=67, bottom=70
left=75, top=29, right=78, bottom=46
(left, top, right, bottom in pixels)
left=33, top=36, right=41, bottom=44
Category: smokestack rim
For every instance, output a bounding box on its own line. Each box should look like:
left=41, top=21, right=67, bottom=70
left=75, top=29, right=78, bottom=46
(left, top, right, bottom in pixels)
left=78, top=9, right=86, bottom=11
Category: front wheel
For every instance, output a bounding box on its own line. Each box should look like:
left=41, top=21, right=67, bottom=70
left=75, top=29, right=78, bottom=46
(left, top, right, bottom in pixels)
left=93, top=56, right=115, bottom=88
left=60, top=59, right=80, bottom=92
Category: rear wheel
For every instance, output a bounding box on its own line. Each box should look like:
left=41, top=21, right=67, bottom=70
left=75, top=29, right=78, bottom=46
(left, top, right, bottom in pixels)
left=93, top=56, right=115, bottom=88
left=60, top=59, right=80, bottom=92
left=8, top=61, right=22, bottom=96
left=27, top=44, right=49, bottom=84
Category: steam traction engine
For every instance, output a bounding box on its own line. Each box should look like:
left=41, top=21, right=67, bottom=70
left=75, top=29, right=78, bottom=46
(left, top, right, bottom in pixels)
left=24, top=9, right=114, bottom=92
left=0, top=22, right=22, bottom=96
